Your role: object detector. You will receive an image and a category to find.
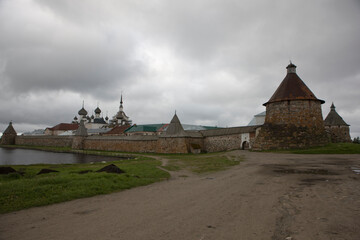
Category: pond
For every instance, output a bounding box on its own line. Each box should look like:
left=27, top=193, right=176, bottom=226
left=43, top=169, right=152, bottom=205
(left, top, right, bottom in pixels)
left=0, top=147, right=128, bottom=165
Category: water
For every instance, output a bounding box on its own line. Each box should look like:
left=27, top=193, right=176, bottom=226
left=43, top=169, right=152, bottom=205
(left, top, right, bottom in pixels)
left=0, top=148, right=127, bottom=165
left=351, top=166, right=360, bottom=174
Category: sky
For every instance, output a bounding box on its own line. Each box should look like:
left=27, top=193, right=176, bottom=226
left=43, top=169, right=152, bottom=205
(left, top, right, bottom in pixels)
left=0, top=0, right=359, bottom=138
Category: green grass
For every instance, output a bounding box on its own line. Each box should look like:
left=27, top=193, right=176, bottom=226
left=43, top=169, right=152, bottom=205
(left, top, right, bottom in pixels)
left=0, top=146, right=245, bottom=213
left=161, top=152, right=243, bottom=174
left=0, top=156, right=169, bottom=214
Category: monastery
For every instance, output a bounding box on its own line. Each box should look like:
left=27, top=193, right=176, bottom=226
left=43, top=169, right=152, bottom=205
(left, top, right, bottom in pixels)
left=1, top=63, right=352, bottom=152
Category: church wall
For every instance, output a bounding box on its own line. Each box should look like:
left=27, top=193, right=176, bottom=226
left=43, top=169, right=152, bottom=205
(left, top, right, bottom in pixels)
left=15, top=136, right=74, bottom=147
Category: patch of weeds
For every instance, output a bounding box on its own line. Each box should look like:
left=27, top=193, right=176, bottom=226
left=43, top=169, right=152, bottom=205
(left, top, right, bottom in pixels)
left=0, top=157, right=170, bottom=214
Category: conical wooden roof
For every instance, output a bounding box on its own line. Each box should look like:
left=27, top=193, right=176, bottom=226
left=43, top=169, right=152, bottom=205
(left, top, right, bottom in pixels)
left=324, top=103, right=349, bottom=126
left=75, top=121, right=88, bottom=136
left=165, top=113, right=187, bottom=136
left=264, top=63, right=324, bottom=106
left=3, top=122, right=17, bottom=135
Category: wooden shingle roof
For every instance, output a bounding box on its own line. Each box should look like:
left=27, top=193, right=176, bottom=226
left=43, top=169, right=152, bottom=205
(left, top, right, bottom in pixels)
left=264, top=63, right=324, bottom=106
left=324, top=103, right=349, bottom=126
left=3, top=122, right=17, bottom=135
left=47, top=123, right=79, bottom=131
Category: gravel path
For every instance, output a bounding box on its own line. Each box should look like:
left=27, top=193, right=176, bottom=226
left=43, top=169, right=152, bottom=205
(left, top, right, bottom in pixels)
left=1, top=151, right=359, bottom=240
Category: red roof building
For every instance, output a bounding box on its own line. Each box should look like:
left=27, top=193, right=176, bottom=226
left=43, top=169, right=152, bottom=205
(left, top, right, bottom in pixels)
left=45, top=123, right=79, bottom=135
left=104, top=125, right=131, bottom=136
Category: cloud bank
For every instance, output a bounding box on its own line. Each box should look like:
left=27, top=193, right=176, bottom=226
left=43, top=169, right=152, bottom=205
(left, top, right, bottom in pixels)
left=1, top=0, right=359, bottom=137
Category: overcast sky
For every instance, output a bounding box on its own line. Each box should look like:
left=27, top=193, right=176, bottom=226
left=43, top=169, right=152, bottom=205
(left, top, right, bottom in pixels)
left=1, top=0, right=359, bottom=138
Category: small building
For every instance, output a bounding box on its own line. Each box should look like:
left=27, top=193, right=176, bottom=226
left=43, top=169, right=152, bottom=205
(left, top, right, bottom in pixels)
left=324, top=103, right=351, bottom=142
left=247, top=111, right=266, bottom=126
left=45, top=123, right=79, bottom=136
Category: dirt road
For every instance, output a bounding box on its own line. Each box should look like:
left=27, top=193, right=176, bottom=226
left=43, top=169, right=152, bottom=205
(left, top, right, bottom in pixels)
left=1, top=151, right=359, bottom=240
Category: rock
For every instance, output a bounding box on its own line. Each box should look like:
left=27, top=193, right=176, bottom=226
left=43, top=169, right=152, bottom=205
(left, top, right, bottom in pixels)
left=0, top=167, right=17, bottom=174
left=37, top=169, right=59, bottom=175
left=96, top=164, right=125, bottom=174
left=78, top=170, right=93, bottom=174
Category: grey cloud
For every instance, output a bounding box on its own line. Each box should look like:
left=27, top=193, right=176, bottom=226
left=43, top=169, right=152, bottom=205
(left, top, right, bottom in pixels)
left=0, top=0, right=359, bottom=138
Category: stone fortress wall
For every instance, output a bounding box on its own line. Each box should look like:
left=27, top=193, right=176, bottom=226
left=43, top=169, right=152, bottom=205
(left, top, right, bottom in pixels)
left=16, top=136, right=74, bottom=148
left=12, top=125, right=257, bottom=154
left=1, top=63, right=351, bottom=153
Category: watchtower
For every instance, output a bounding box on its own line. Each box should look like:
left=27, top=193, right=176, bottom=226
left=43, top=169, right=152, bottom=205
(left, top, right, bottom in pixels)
left=252, top=63, right=329, bottom=150
left=1, top=122, right=17, bottom=145
left=324, top=103, right=351, bottom=142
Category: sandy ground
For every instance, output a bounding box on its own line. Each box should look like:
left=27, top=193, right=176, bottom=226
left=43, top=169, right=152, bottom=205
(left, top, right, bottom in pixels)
left=1, top=151, right=359, bottom=240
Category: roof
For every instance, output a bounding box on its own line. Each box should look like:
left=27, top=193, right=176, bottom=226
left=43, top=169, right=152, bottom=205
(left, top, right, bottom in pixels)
left=248, top=111, right=266, bottom=126
left=264, top=63, right=324, bottom=106
left=74, top=121, right=87, bottom=136
left=200, top=126, right=258, bottom=137
left=105, top=125, right=132, bottom=135
left=116, top=111, right=129, bottom=120
left=165, top=114, right=187, bottom=136
left=182, top=124, right=218, bottom=131
left=125, top=124, right=165, bottom=133
left=254, top=111, right=266, bottom=117
left=93, top=118, right=107, bottom=124
left=87, top=128, right=110, bottom=135
left=47, top=123, right=79, bottom=131
left=3, top=122, right=17, bottom=135
left=89, top=135, right=159, bottom=141
left=324, top=103, right=349, bottom=126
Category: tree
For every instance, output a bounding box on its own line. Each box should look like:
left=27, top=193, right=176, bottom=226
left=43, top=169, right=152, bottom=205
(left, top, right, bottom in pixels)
left=353, top=137, right=360, bottom=144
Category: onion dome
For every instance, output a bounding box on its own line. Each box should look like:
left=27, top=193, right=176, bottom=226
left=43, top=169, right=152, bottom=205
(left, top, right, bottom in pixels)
left=74, top=116, right=78, bottom=120
left=95, top=107, right=101, bottom=114
left=105, top=116, right=109, bottom=121
left=91, top=115, right=95, bottom=119
left=78, top=107, right=87, bottom=116
left=264, top=62, right=325, bottom=106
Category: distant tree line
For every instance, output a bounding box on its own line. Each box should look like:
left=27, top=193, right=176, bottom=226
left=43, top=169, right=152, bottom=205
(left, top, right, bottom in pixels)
left=353, top=137, right=360, bottom=144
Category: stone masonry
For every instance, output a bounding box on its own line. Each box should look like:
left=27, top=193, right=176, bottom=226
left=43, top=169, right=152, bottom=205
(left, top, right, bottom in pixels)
left=252, top=63, right=329, bottom=150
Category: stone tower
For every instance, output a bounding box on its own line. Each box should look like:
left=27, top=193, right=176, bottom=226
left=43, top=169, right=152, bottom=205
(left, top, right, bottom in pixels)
left=252, top=63, right=329, bottom=150
left=157, top=113, right=189, bottom=153
left=1, top=122, right=17, bottom=145
left=324, top=103, right=351, bottom=142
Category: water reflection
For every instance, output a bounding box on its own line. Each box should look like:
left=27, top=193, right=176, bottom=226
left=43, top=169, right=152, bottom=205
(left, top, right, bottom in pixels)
left=0, top=148, right=124, bottom=165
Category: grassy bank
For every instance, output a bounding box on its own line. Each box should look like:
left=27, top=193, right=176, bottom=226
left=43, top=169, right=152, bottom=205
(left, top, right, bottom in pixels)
left=0, top=156, right=169, bottom=214
left=0, top=147, right=245, bottom=213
